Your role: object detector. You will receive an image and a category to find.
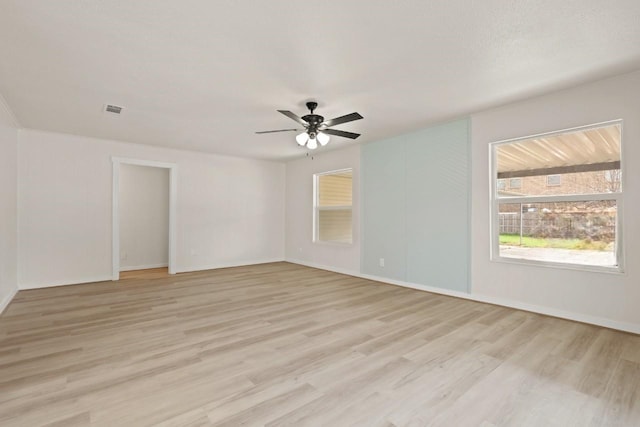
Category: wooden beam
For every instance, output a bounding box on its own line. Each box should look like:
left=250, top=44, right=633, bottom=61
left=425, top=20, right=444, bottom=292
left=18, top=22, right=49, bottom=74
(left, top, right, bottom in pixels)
left=497, top=161, right=620, bottom=179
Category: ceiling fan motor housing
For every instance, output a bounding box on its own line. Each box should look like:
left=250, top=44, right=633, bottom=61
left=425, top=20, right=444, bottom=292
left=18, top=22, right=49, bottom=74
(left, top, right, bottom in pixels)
left=302, top=101, right=324, bottom=137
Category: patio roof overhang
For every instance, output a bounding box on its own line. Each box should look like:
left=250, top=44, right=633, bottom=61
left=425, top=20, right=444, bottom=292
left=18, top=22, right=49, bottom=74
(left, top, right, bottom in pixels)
left=496, top=123, right=621, bottom=179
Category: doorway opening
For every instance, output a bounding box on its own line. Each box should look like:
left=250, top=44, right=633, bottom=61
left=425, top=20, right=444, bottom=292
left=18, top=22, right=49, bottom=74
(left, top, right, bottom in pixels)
left=112, top=157, right=177, bottom=281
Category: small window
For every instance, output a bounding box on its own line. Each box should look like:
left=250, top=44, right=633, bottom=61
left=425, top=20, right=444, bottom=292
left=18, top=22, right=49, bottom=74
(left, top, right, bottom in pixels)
left=491, top=121, right=623, bottom=271
left=314, top=169, right=353, bottom=243
left=497, top=179, right=506, bottom=190
left=547, top=174, right=562, bottom=186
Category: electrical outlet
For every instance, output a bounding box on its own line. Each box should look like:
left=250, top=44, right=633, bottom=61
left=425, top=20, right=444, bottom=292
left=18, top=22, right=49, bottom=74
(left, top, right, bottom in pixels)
left=379, top=258, right=385, bottom=267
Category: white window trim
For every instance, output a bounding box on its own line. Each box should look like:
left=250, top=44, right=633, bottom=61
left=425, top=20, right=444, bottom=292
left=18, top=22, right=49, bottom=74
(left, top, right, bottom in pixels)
left=313, top=168, right=353, bottom=244
left=489, top=120, right=624, bottom=273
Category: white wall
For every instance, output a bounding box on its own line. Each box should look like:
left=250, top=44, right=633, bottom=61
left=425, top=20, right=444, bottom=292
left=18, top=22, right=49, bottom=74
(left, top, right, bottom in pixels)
left=285, top=146, right=361, bottom=273
left=0, top=98, right=18, bottom=313
left=471, top=70, right=640, bottom=330
left=119, top=164, right=169, bottom=271
left=18, top=129, right=285, bottom=289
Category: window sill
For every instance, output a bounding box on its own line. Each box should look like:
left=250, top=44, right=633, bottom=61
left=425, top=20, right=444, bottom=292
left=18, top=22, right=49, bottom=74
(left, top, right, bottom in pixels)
left=491, top=255, right=624, bottom=275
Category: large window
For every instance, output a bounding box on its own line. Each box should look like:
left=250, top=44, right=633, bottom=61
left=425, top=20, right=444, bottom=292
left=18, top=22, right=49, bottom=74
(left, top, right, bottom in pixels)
left=491, top=121, right=623, bottom=271
left=314, top=169, right=353, bottom=244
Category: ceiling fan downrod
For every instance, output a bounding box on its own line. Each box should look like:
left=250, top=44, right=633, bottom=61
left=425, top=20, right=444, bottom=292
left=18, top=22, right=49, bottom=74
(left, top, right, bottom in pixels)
left=306, top=101, right=317, bottom=114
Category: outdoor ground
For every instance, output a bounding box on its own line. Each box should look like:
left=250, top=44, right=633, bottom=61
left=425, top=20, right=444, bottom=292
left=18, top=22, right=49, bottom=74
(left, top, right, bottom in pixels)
left=499, top=245, right=615, bottom=266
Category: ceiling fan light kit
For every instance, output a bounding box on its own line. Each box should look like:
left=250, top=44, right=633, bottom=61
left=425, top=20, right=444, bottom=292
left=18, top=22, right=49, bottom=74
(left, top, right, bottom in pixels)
left=295, top=132, right=308, bottom=146
left=295, top=130, right=330, bottom=149
left=317, top=132, right=330, bottom=146
left=256, top=101, right=363, bottom=150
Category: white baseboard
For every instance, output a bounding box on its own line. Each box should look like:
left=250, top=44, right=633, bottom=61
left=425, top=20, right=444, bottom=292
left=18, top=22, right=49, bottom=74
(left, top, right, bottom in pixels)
left=285, top=258, right=640, bottom=335
left=119, top=263, right=169, bottom=272
left=19, top=275, right=113, bottom=290
left=0, top=287, right=18, bottom=315
left=174, top=258, right=285, bottom=274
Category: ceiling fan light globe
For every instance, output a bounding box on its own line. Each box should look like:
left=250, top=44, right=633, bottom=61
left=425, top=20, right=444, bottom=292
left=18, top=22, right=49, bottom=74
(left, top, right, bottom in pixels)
left=317, top=132, right=330, bottom=146
left=295, top=132, right=309, bottom=146
left=307, top=138, right=318, bottom=150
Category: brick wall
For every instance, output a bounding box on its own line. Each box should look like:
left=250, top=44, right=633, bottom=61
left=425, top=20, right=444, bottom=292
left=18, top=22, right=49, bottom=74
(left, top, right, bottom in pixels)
left=498, top=169, right=620, bottom=197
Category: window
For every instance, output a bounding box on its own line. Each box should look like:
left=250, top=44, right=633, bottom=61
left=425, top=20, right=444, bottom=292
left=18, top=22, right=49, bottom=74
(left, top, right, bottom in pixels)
left=491, top=121, right=623, bottom=271
left=546, top=174, right=562, bottom=186
left=497, top=179, right=506, bottom=190
left=509, top=178, right=522, bottom=189
left=314, top=169, right=353, bottom=243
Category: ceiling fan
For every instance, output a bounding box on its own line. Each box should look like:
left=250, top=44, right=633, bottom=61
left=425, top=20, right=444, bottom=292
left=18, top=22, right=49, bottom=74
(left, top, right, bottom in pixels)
left=256, top=101, right=363, bottom=150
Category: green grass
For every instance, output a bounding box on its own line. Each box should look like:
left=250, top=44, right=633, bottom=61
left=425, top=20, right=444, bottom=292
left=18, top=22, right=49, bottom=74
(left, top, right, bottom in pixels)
left=499, top=234, right=610, bottom=251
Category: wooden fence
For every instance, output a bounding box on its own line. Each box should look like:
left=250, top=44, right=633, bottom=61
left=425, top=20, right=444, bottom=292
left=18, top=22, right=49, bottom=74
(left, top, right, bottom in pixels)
left=498, top=212, right=615, bottom=240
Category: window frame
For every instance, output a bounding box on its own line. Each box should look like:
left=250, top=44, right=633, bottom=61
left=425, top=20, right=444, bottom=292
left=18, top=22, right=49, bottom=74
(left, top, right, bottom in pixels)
left=313, top=168, right=353, bottom=245
left=489, top=120, right=624, bottom=273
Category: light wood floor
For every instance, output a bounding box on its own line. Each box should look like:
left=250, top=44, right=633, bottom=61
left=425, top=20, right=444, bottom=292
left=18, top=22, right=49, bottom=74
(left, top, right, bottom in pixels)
left=120, top=267, right=169, bottom=280
left=1, top=262, right=639, bottom=426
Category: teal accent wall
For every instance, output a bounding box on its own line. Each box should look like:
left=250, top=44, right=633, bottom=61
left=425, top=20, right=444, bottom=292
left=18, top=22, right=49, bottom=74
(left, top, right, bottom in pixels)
left=361, top=118, right=470, bottom=293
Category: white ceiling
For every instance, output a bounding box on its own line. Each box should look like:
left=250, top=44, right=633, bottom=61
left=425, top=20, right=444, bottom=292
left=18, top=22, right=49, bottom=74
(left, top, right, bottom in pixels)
left=1, top=1, right=639, bottom=161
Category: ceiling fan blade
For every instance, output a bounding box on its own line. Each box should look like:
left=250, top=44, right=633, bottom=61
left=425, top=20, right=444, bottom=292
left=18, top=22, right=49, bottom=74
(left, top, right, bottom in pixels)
left=255, top=128, right=300, bottom=134
left=323, top=112, right=363, bottom=128
left=322, top=128, right=361, bottom=139
left=277, top=110, right=307, bottom=126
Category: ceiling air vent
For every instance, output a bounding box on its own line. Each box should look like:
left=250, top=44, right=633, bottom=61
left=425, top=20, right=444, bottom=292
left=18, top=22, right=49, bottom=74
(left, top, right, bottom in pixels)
left=104, top=104, right=123, bottom=115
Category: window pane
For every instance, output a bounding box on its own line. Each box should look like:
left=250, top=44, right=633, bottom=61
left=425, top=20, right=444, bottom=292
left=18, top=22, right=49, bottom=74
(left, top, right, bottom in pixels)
left=318, top=172, right=352, bottom=206
left=318, top=209, right=352, bottom=243
left=316, top=169, right=353, bottom=243
left=498, top=201, right=616, bottom=267
left=496, top=123, right=621, bottom=197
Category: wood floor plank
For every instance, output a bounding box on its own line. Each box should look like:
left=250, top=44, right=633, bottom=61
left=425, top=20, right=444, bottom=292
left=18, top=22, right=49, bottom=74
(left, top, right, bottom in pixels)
left=1, top=262, right=639, bottom=426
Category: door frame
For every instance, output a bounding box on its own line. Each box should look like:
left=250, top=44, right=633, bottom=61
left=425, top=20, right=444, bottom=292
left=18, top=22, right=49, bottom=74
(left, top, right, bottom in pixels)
left=111, top=157, right=178, bottom=280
